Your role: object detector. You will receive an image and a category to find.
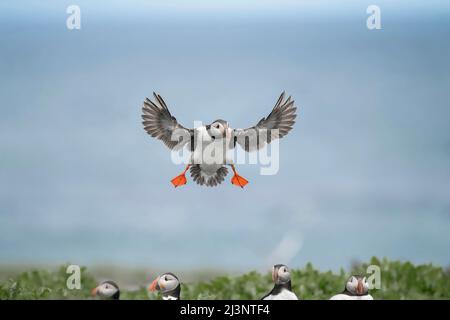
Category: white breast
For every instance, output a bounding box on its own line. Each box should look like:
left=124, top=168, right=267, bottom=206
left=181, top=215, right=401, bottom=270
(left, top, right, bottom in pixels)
left=330, top=294, right=373, bottom=300
left=191, top=127, right=233, bottom=166
left=263, top=289, right=298, bottom=300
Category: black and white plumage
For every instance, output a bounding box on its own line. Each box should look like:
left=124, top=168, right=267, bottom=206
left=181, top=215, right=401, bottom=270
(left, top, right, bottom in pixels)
left=92, top=280, right=120, bottom=300
left=330, top=275, right=373, bottom=300
left=141, top=92, right=297, bottom=188
left=262, top=264, right=298, bottom=300
left=148, top=272, right=181, bottom=300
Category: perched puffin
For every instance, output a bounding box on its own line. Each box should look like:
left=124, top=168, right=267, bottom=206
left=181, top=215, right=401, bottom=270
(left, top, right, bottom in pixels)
left=141, top=92, right=297, bottom=188
left=148, top=272, right=181, bottom=300
left=262, top=264, right=298, bottom=300
left=91, top=280, right=120, bottom=300
left=330, top=275, right=373, bottom=300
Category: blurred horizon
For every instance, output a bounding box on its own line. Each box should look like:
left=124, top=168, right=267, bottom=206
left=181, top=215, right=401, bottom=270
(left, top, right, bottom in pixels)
left=1, top=1, right=450, bottom=272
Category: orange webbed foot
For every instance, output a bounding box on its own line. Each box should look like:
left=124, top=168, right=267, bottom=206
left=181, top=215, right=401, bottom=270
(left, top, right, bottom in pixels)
left=171, top=165, right=190, bottom=188
left=230, top=165, right=248, bottom=188
left=231, top=174, right=249, bottom=188
left=171, top=174, right=187, bottom=187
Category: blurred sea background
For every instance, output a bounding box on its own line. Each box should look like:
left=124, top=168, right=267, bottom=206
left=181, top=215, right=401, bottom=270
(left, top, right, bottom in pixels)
left=1, top=0, right=449, bottom=281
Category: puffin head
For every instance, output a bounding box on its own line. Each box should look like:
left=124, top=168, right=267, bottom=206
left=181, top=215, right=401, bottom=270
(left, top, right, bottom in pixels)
left=345, top=275, right=369, bottom=296
left=207, top=119, right=230, bottom=140
left=148, top=272, right=180, bottom=295
left=91, top=280, right=120, bottom=300
left=272, top=264, right=291, bottom=285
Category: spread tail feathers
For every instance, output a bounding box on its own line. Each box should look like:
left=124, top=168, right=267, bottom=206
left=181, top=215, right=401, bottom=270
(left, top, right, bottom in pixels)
left=190, top=165, right=228, bottom=187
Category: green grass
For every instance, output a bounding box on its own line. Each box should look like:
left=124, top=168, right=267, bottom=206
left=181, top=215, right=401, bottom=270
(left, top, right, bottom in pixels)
left=1, top=257, right=449, bottom=300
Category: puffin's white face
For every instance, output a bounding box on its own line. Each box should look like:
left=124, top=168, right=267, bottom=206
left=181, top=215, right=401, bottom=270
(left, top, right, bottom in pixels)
left=92, top=281, right=119, bottom=299
left=197, top=126, right=215, bottom=143
left=149, top=273, right=179, bottom=293
left=209, top=121, right=228, bottom=139
left=346, top=276, right=369, bottom=295
left=272, top=264, right=291, bottom=284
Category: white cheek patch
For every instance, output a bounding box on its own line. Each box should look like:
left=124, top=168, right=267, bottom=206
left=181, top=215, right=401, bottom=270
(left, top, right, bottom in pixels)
left=277, top=268, right=290, bottom=283
left=211, top=127, right=222, bottom=137
left=100, top=287, right=117, bottom=297
left=346, top=280, right=356, bottom=293
left=160, top=278, right=177, bottom=292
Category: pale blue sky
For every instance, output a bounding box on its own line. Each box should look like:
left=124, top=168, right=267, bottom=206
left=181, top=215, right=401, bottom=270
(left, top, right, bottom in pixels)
left=0, top=1, right=449, bottom=271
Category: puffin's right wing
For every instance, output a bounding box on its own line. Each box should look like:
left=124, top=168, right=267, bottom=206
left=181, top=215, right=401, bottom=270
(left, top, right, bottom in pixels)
left=142, top=92, right=193, bottom=151
left=233, top=92, right=297, bottom=152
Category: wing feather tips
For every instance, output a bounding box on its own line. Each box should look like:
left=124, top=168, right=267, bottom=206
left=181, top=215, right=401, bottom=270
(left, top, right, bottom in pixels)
left=141, top=93, right=193, bottom=150
left=275, top=91, right=285, bottom=108
left=234, top=91, right=298, bottom=152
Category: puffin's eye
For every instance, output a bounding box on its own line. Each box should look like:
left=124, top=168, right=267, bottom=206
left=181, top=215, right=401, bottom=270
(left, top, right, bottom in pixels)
left=165, top=276, right=169, bottom=281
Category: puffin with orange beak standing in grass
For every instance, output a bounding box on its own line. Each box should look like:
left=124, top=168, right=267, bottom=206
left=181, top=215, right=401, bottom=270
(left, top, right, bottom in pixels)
left=148, top=272, right=181, bottom=300
left=91, top=280, right=120, bottom=300
left=330, top=275, right=373, bottom=300
left=262, top=264, right=298, bottom=300
left=141, top=92, right=297, bottom=188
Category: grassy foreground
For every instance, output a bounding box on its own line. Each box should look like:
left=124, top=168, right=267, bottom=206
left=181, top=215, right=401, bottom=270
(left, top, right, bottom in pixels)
left=1, top=257, right=449, bottom=300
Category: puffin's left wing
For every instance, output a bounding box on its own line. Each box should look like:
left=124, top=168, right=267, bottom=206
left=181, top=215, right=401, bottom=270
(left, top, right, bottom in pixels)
left=142, top=92, right=193, bottom=151
left=233, top=92, right=297, bottom=152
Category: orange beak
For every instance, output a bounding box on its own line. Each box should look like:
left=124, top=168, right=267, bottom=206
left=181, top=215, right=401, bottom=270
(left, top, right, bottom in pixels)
left=148, top=277, right=160, bottom=292
left=91, top=286, right=98, bottom=296
left=272, top=269, right=277, bottom=283
left=356, top=280, right=364, bottom=295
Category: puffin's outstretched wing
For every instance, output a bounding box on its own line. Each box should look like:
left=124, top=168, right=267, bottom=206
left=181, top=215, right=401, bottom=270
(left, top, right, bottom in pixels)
left=233, top=92, right=297, bottom=152
left=142, top=92, right=193, bottom=150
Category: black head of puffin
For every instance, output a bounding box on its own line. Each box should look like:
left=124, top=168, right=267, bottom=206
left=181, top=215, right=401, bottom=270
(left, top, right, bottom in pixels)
left=91, top=280, right=120, bottom=300
left=345, top=275, right=369, bottom=296
left=148, top=272, right=181, bottom=299
left=272, top=264, right=291, bottom=285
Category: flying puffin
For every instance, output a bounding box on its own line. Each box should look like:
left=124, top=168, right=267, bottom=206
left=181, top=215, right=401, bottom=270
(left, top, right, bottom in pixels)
left=330, top=275, right=373, bottom=300
left=91, top=280, right=120, bottom=300
left=148, top=272, right=181, bottom=300
left=141, top=92, right=297, bottom=188
left=262, top=264, right=298, bottom=300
